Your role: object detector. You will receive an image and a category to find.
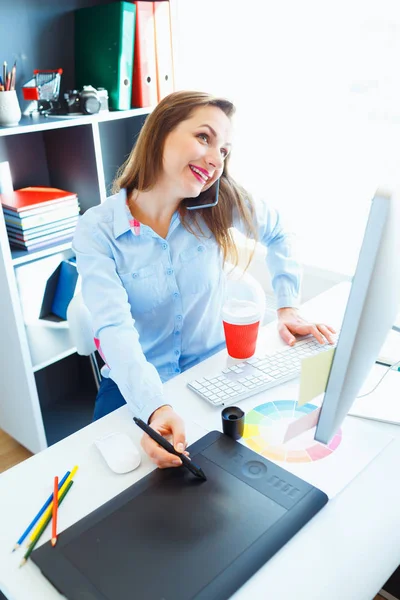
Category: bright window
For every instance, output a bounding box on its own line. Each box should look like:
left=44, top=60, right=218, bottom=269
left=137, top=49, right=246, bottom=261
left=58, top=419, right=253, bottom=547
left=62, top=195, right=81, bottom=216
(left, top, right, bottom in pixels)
left=172, top=0, right=400, bottom=275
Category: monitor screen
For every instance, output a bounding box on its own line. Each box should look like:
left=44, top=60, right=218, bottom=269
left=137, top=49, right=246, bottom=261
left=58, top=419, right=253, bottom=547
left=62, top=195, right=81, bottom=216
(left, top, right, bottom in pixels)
left=315, top=189, right=400, bottom=443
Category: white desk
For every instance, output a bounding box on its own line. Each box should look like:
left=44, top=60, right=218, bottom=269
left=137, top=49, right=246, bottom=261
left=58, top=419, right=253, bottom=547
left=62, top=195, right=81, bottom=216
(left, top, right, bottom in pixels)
left=1, top=283, right=399, bottom=600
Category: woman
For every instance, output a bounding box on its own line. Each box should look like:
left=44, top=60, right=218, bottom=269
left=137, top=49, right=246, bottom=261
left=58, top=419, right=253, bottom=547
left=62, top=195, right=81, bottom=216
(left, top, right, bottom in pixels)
left=73, top=90, right=335, bottom=468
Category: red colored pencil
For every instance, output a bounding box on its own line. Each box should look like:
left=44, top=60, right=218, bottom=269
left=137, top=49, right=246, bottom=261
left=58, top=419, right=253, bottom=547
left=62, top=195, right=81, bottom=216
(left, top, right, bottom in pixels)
left=51, top=476, right=58, bottom=547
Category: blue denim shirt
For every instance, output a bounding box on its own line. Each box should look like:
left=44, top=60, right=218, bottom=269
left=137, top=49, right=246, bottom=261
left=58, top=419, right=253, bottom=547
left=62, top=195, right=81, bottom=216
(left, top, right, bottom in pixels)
left=72, top=189, right=301, bottom=421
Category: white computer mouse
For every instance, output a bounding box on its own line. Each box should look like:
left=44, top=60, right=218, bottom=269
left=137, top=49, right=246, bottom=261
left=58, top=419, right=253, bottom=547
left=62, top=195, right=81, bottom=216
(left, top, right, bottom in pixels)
left=94, top=432, right=141, bottom=474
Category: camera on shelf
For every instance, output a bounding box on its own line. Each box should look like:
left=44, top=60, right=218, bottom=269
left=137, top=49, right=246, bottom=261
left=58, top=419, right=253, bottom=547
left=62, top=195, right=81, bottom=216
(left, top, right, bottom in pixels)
left=63, top=85, right=109, bottom=115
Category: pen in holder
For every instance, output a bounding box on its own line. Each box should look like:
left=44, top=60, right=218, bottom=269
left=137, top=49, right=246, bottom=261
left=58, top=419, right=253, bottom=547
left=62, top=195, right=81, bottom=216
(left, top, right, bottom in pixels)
left=0, top=90, right=21, bottom=127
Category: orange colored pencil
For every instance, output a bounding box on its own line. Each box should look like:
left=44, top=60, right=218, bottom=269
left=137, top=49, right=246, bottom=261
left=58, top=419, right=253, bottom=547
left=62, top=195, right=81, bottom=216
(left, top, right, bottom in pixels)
left=51, top=476, right=58, bottom=547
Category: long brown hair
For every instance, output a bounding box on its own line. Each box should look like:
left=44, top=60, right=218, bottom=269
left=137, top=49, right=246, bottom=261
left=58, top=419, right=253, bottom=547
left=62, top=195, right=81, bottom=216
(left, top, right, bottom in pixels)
left=113, top=90, right=258, bottom=266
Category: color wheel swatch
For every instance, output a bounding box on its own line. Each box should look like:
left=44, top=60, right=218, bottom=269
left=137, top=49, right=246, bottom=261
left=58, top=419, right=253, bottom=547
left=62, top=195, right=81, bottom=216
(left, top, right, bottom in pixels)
left=243, top=400, right=342, bottom=463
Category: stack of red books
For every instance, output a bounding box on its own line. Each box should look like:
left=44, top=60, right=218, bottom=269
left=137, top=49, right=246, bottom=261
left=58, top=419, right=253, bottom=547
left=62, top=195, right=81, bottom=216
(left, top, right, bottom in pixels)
left=0, top=187, right=80, bottom=251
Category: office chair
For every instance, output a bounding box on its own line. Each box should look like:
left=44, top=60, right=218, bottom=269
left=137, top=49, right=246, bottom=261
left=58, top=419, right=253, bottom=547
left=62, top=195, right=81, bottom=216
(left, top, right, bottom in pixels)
left=66, top=267, right=267, bottom=390
left=66, top=293, right=101, bottom=390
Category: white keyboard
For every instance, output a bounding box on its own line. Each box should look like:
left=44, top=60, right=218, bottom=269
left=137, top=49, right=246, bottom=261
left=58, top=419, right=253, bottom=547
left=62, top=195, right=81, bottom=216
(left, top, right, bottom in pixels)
left=187, top=337, right=336, bottom=406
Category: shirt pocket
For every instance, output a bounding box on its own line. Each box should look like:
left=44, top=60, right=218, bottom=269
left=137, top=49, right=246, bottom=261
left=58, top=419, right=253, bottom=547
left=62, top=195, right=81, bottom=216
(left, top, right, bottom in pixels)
left=119, top=264, right=162, bottom=314
left=178, top=243, right=219, bottom=294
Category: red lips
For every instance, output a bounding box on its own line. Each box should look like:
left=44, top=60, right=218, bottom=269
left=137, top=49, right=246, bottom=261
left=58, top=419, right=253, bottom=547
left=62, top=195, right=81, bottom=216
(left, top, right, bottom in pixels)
left=189, top=164, right=210, bottom=177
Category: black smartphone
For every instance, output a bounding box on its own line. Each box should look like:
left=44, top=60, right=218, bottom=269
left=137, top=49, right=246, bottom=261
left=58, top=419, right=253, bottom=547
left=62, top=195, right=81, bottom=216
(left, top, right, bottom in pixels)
left=185, top=178, right=220, bottom=210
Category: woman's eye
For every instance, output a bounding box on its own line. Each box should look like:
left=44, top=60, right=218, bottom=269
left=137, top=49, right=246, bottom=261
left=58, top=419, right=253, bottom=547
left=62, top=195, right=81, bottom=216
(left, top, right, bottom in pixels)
left=221, top=148, right=228, bottom=158
left=197, top=133, right=209, bottom=143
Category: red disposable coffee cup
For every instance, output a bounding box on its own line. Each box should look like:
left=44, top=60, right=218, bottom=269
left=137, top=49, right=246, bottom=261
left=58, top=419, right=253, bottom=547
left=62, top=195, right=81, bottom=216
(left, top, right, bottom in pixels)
left=222, top=300, right=261, bottom=359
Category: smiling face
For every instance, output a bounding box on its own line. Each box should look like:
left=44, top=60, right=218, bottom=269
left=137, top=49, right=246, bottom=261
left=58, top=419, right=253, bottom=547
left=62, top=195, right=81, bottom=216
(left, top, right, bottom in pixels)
left=161, top=105, right=233, bottom=199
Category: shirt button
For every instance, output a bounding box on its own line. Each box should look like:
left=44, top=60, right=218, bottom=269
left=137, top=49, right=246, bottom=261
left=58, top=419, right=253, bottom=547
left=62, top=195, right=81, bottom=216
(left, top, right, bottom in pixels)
left=173, top=292, right=179, bottom=299
left=175, top=368, right=180, bottom=373
left=177, top=315, right=182, bottom=321
left=174, top=330, right=180, bottom=335
left=198, top=245, right=204, bottom=252
left=174, top=349, right=180, bottom=356
left=162, top=243, right=168, bottom=250
left=132, top=273, right=138, bottom=279
left=167, top=268, right=174, bottom=275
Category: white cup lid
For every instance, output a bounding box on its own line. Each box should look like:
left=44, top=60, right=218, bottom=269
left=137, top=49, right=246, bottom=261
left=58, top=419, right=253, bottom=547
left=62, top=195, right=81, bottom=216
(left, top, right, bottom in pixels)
left=222, top=299, right=261, bottom=325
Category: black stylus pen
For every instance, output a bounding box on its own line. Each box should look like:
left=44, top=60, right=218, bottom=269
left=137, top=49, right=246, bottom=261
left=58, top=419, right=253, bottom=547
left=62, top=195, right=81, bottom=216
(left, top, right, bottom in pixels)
left=133, top=417, right=207, bottom=481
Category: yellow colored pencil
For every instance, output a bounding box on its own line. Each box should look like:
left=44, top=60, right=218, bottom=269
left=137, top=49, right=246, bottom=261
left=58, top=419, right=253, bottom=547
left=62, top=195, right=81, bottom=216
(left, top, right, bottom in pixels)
left=28, top=465, right=78, bottom=543
left=20, top=481, right=74, bottom=567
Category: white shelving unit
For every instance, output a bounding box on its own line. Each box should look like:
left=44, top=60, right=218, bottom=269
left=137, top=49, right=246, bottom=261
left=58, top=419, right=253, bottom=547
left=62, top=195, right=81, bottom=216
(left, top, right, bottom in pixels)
left=25, top=325, right=76, bottom=373
left=0, top=107, right=151, bottom=453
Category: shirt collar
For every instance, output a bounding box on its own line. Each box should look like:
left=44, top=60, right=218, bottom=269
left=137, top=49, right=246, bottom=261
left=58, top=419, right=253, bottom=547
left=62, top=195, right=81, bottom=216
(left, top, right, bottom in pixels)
left=113, top=188, right=140, bottom=238
left=113, top=188, right=184, bottom=239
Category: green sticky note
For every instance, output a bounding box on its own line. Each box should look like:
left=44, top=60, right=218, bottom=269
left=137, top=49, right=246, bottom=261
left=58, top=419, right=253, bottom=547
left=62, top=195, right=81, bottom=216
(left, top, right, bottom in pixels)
left=298, top=347, right=336, bottom=406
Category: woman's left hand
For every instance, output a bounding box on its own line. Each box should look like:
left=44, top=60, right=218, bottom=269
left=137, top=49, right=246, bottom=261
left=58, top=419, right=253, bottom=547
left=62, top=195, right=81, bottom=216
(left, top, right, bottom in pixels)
left=277, top=307, right=336, bottom=346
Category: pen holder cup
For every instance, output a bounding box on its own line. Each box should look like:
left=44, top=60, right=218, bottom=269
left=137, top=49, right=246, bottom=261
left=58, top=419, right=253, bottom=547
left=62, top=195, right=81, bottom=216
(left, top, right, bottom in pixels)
left=0, top=91, right=21, bottom=127
left=222, top=406, right=245, bottom=440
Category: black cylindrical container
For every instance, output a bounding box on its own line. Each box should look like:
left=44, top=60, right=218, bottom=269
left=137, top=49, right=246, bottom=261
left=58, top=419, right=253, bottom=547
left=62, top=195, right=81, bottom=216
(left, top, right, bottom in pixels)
left=221, top=406, right=245, bottom=440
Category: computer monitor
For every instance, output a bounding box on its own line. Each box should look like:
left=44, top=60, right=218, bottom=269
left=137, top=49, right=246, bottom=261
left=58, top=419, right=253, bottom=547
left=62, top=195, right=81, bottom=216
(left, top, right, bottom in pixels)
left=314, top=189, right=400, bottom=444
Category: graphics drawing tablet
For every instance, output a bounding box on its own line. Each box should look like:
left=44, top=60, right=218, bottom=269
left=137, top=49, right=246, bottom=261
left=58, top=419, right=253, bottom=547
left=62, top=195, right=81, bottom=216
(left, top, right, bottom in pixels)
left=32, top=431, right=328, bottom=600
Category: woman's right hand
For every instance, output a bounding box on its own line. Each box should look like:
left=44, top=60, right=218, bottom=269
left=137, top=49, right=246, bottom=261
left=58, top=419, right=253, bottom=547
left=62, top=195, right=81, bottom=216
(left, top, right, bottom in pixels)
left=141, top=405, right=189, bottom=468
